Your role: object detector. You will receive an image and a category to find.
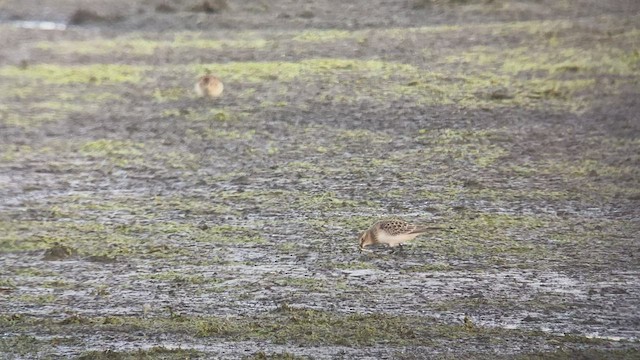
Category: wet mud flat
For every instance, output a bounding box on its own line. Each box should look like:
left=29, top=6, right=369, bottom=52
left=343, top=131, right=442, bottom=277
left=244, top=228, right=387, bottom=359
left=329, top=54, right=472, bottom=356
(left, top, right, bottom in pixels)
left=1, top=0, right=639, bottom=358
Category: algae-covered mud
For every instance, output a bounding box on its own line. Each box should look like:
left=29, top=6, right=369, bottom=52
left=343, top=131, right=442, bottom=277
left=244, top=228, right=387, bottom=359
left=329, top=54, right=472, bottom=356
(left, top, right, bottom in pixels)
left=1, top=0, right=639, bottom=358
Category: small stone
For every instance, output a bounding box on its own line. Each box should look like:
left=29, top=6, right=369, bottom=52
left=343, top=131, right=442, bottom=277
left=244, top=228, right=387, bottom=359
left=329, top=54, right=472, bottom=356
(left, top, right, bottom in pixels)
left=43, top=244, right=77, bottom=261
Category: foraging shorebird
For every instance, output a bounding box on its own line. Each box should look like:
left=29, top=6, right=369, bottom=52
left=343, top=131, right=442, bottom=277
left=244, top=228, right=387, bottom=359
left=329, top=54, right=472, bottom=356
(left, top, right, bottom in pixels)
left=195, top=74, right=224, bottom=99
left=358, top=218, right=444, bottom=251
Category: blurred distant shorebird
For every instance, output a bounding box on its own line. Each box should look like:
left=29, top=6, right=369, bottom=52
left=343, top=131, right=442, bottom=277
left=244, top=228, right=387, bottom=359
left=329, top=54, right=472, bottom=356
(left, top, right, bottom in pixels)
left=358, top=218, right=445, bottom=251
left=195, top=74, right=224, bottom=99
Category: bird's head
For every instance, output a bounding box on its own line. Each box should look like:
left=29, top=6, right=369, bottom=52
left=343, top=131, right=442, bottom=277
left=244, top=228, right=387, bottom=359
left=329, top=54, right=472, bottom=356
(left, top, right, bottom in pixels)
left=358, top=230, right=374, bottom=251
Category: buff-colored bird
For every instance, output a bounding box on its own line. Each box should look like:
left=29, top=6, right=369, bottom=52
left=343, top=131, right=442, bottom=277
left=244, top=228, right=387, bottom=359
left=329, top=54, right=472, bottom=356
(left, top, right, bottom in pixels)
left=195, top=74, right=224, bottom=99
left=358, top=218, right=444, bottom=251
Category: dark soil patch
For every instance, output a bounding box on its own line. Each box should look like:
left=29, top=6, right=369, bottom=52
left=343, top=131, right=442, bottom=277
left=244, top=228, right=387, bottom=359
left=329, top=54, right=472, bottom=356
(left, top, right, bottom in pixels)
left=42, top=244, right=77, bottom=261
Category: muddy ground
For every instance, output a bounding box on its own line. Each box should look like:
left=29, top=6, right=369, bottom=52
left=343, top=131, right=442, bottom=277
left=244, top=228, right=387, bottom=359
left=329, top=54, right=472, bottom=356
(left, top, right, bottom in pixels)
left=0, top=0, right=639, bottom=359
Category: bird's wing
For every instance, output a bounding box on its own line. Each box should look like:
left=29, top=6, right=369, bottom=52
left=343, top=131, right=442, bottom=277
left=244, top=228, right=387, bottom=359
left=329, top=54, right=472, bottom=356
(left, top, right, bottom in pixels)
left=378, top=219, right=410, bottom=235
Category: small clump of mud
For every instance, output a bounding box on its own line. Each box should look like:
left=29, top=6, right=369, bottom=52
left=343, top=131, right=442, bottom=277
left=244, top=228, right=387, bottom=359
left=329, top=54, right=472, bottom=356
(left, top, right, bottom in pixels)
left=68, top=9, right=123, bottom=25
left=86, top=255, right=117, bottom=263
left=155, top=3, right=177, bottom=14
left=189, top=0, right=228, bottom=14
left=42, top=244, right=77, bottom=261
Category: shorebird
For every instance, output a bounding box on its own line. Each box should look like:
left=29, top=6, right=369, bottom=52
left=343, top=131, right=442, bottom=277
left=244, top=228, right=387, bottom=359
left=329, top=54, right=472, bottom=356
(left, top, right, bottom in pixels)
left=358, top=218, right=444, bottom=251
left=195, top=74, right=224, bottom=99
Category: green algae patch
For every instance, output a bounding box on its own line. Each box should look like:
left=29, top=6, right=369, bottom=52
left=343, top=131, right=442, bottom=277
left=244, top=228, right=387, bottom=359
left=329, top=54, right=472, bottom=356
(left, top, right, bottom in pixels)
left=292, top=29, right=355, bottom=43
left=0, top=219, right=173, bottom=257
left=194, top=225, right=266, bottom=245
left=398, top=18, right=573, bottom=37
left=0, top=64, right=148, bottom=84
left=76, top=139, right=202, bottom=170
left=36, top=36, right=268, bottom=56
left=79, top=139, right=145, bottom=165
left=211, top=188, right=369, bottom=215
left=5, top=192, right=236, bottom=223
left=432, top=42, right=640, bottom=109
left=37, top=38, right=160, bottom=56
left=508, top=349, right=640, bottom=360
left=0, top=335, right=48, bottom=358
left=501, top=47, right=639, bottom=76
left=140, top=271, right=222, bottom=285
left=0, top=308, right=607, bottom=349
left=337, top=128, right=394, bottom=145
left=246, top=351, right=306, bottom=360
left=0, top=222, right=136, bottom=255
left=16, top=293, right=58, bottom=305
left=417, top=128, right=510, bottom=168
left=239, top=306, right=433, bottom=346
left=20, top=16, right=639, bottom=113
left=414, top=209, right=638, bottom=268
left=176, top=23, right=638, bottom=110
left=0, top=221, right=45, bottom=253
left=77, top=347, right=202, bottom=360
left=0, top=89, right=121, bottom=128
left=0, top=99, right=101, bottom=128
left=450, top=46, right=640, bottom=77
left=395, top=70, right=603, bottom=109
left=331, top=261, right=377, bottom=270
left=416, top=212, right=555, bottom=261
left=298, top=191, right=374, bottom=212
left=498, top=139, right=640, bottom=201
left=1, top=113, right=58, bottom=128
left=296, top=191, right=361, bottom=210
left=549, top=218, right=637, bottom=245
left=547, top=158, right=639, bottom=180
left=173, top=36, right=269, bottom=50
left=31, top=101, right=85, bottom=113
left=186, top=127, right=255, bottom=141
left=184, top=108, right=240, bottom=122
left=286, top=18, right=584, bottom=45
left=403, top=263, right=452, bottom=272
left=152, top=87, right=188, bottom=102
left=273, top=276, right=330, bottom=291
left=422, top=185, right=572, bottom=204
left=192, top=58, right=421, bottom=83
left=80, top=139, right=144, bottom=157
left=0, top=189, right=277, bottom=255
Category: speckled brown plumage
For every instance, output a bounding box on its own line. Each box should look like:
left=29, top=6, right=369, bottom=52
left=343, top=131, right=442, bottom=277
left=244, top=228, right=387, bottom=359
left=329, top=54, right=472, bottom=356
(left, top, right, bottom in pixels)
left=377, top=218, right=425, bottom=236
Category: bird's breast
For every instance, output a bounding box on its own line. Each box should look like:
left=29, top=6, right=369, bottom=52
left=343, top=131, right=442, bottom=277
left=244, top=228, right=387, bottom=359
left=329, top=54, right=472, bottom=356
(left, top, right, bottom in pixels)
left=376, top=232, right=420, bottom=246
